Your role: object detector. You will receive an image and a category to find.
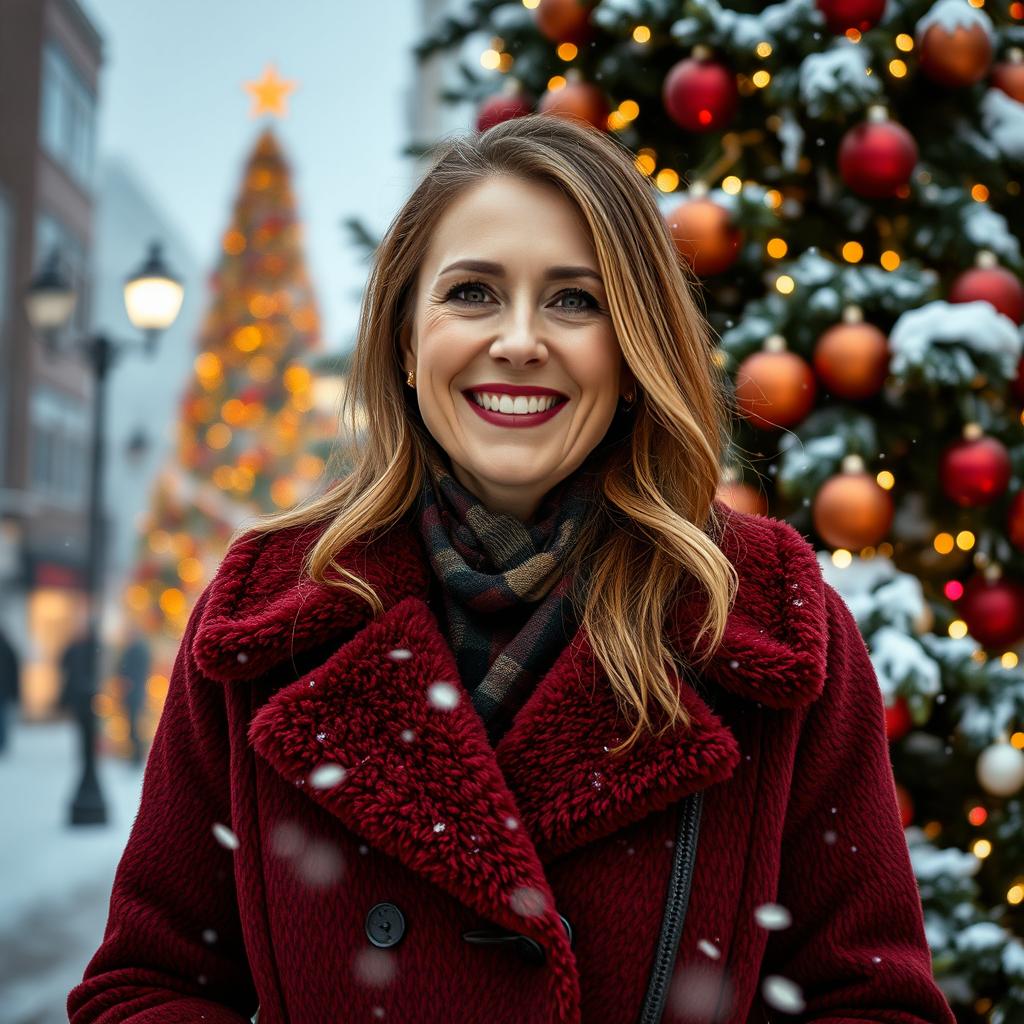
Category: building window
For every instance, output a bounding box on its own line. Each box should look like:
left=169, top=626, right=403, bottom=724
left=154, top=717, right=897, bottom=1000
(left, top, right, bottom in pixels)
left=34, top=211, right=90, bottom=340
left=39, top=40, right=97, bottom=193
left=30, top=384, right=90, bottom=505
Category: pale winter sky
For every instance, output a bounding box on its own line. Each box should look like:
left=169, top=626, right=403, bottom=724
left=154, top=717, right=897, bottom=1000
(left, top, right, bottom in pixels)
left=81, top=0, right=427, bottom=351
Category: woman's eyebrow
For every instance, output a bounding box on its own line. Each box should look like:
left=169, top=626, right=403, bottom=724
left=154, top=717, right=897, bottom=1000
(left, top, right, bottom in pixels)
left=438, top=258, right=603, bottom=284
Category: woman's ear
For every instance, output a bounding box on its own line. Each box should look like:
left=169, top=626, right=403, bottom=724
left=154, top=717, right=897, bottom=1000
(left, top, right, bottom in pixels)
left=399, top=318, right=416, bottom=375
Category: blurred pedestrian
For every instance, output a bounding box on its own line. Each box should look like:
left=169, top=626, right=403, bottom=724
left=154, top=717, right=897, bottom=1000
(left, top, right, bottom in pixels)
left=117, top=624, right=150, bottom=765
left=58, top=628, right=100, bottom=767
left=0, top=625, right=20, bottom=755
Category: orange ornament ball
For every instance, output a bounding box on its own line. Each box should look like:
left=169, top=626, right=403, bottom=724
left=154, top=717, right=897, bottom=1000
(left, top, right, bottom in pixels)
left=664, top=197, right=742, bottom=277
left=734, top=348, right=817, bottom=430
left=812, top=470, right=894, bottom=549
left=992, top=51, right=1024, bottom=103
left=716, top=481, right=769, bottom=516
left=918, top=20, right=993, bottom=87
left=538, top=79, right=609, bottom=132
left=812, top=321, right=890, bottom=399
left=534, top=0, right=595, bottom=45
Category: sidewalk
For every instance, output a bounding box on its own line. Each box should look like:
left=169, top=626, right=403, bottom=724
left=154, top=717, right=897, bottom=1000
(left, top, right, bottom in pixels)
left=0, top=720, right=146, bottom=1024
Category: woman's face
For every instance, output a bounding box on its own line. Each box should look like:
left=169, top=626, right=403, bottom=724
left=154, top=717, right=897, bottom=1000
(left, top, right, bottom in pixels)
left=400, top=174, right=633, bottom=522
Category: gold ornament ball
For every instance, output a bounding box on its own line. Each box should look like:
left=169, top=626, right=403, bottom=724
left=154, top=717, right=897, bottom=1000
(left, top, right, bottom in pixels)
left=812, top=471, right=894, bottom=549
left=715, top=481, right=769, bottom=516
left=664, top=198, right=742, bottom=277
left=918, top=21, right=993, bottom=87
left=734, top=350, right=817, bottom=430
left=813, top=321, right=890, bottom=399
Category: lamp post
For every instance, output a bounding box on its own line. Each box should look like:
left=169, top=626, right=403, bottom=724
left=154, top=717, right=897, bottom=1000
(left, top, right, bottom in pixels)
left=24, top=242, right=184, bottom=826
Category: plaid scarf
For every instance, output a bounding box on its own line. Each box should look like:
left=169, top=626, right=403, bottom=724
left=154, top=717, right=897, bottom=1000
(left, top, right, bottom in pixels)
left=416, top=441, right=602, bottom=746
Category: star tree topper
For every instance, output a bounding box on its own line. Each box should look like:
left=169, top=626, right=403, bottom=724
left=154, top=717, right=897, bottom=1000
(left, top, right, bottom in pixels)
left=244, top=64, right=297, bottom=118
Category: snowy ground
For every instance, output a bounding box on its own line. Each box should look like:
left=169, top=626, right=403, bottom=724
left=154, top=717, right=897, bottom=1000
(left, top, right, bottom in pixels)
left=0, top=720, right=146, bottom=1024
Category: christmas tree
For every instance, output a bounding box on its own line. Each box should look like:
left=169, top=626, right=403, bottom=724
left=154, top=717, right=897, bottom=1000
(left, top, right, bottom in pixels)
left=110, top=124, right=334, bottom=752
left=413, top=0, right=1024, bottom=1019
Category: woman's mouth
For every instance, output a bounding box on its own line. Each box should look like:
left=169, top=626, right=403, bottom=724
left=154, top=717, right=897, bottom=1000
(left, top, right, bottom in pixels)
left=462, top=389, right=569, bottom=428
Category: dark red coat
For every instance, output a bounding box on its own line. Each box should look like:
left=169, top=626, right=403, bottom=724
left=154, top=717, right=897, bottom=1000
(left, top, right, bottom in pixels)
left=68, top=507, right=956, bottom=1024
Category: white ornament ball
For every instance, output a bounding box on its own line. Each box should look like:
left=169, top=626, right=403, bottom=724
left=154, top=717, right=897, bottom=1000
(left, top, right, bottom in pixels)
left=976, top=742, right=1024, bottom=797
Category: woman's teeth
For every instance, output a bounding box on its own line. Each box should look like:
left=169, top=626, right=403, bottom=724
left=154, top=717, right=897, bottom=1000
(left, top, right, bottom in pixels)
left=470, top=392, right=559, bottom=414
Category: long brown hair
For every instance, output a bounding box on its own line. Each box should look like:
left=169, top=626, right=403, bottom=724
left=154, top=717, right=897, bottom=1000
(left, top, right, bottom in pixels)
left=237, top=114, right=738, bottom=755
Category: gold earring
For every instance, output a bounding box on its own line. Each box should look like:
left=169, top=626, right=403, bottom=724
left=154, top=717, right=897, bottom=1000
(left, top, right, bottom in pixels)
left=623, top=390, right=635, bottom=405
left=406, top=370, right=416, bottom=389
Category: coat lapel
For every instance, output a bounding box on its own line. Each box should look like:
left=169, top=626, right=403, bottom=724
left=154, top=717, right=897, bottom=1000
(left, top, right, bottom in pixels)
left=192, top=508, right=829, bottom=995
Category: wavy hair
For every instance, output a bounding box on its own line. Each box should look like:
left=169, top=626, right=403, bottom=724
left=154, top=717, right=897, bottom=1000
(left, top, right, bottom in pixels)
left=238, top=113, right=738, bottom=755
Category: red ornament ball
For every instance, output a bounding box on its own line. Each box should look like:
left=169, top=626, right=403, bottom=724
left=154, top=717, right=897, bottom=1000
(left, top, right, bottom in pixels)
left=476, top=91, right=533, bottom=133
left=838, top=118, right=918, bottom=198
left=959, top=574, right=1024, bottom=648
left=940, top=433, right=1011, bottom=507
left=992, top=52, right=1024, bottom=104
left=885, top=696, right=913, bottom=741
left=948, top=265, right=1024, bottom=325
left=734, top=349, right=817, bottom=430
left=534, top=0, right=595, bottom=45
left=815, top=0, right=886, bottom=33
left=662, top=56, right=738, bottom=133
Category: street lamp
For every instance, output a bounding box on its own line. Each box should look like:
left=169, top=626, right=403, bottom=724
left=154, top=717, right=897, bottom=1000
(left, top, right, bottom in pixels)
left=24, top=241, right=183, bottom=826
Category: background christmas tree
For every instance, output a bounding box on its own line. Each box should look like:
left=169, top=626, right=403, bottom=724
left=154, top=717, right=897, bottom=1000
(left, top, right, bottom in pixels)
left=107, top=123, right=339, bottom=755
left=408, top=0, right=1024, bottom=1019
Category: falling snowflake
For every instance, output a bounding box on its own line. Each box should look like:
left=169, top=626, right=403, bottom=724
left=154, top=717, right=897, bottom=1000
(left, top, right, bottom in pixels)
left=729, top=659, right=740, bottom=669
left=202, top=928, right=218, bottom=944
left=428, top=681, right=460, bottom=710
left=871, top=955, right=882, bottom=964
left=309, top=763, right=347, bottom=789
left=824, top=830, right=838, bottom=844
left=270, top=820, right=305, bottom=859
left=236, top=651, right=249, bottom=664
left=590, top=771, right=604, bottom=791
left=505, top=815, right=519, bottom=830
left=754, top=903, right=792, bottom=931
left=353, top=947, right=397, bottom=987
left=697, top=939, right=721, bottom=959
left=400, top=729, right=416, bottom=743
left=762, top=975, right=806, bottom=1014
left=212, top=823, right=239, bottom=850
left=295, top=839, right=345, bottom=887
left=433, top=821, right=447, bottom=833
left=315, top=731, right=327, bottom=743
left=387, top=648, right=413, bottom=662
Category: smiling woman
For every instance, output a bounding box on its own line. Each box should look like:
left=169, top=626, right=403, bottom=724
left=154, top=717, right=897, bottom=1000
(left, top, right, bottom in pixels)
left=69, top=115, right=955, bottom=1024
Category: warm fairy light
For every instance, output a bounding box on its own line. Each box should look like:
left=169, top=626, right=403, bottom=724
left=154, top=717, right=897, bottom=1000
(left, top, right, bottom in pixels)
left=756, top=41, right=773, bottom=57
left=934, top=532, right=955, bottom=554
left=283, top=365, right=312, bottom=393
left=232, top=325, right=262, bottom=352
left=766, top=238, right=788, bottom=258
left=896, top=33, right=914, bottom=51
left=923, top=821, right=942, bottom=839
left=249, top=355, right=276, bottom=381
left=842, top=241, right=864, bottom=262
left=147, top=674, right=169, bottom=701
left=213, top=466, right=234, bottom=489
left=872, top=470, right=894, bottom=490
left=234, top=466, right=256, bottom=492
left=618, top=99, right=639, bottom=120
left=195, top=352, right=222, bottom=379
left=888, top=59, right=908, bottom=77
left=223, top=230, right=246, bottom=255
left=971, top=839, right=992, bottom=859
left=971, top=184, right=989, bottom=202
left=967, top=0, right=984, bottom=7
left=206, top=423, right=233, bottom=449
left=1009, top=885, right=1024, bottom=906
left=634, top=153, right=655, bottom=175
left=1002, top=652, right=1019, bottom=669
left=498, top=53, right=514, bottom=73
left=148, top=530, right=172, bottom=554
left=271, top=479, right=297, bottom=508
left=945, top=580, right=964, bottom=601
left=522, top=0, right=540, bottom=8
left=776, top=275, right=795, bottom=294
left=1012, top=731, right=1024, bottom=749
left=722, top=175, right=742, bottom=193
left=633, top=25, right=651, bottom=43
left=222, top=399, right=247, bottom=426
left=608, top=111, right=629, bottom=131
left=480, top=49, right=501, bottom=70
left=765, top=189, right=782, bottom=209
left=248, top=294, right=275, bottom=318
left=298, top=453, right=325, bottom=479
left=881, top=250, right=901, bottom=270
left=845, top=28, right=862, bottom=42
left=547, top=75, right=567, bottom=91
left=557, top=42, right=578, bottom=60
left=291, top=307, right=318, bottom=331
left=159, top=588, right=187, bottom=617
left=948, top=619, right=969, bottom=639
left=956, top=530, right=976, bottom=550
left=655, top=169, right=679, bottom=191
left=967, top=805, right=988, bottom=826
left=832, top=549, right=853, bottom=568
left=751, top=70, right=771, bottom=88
left=178, top=557, right=204, bottom=584
left=125, top=585, right=149, bottom=611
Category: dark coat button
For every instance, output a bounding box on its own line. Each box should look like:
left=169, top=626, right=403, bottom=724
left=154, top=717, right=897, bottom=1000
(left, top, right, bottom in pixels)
left=365, top=902, right=406, bottom=948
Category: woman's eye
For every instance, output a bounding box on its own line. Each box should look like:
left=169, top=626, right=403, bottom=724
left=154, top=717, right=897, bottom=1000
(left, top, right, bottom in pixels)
left=445, top=281, right=600, bottom=314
